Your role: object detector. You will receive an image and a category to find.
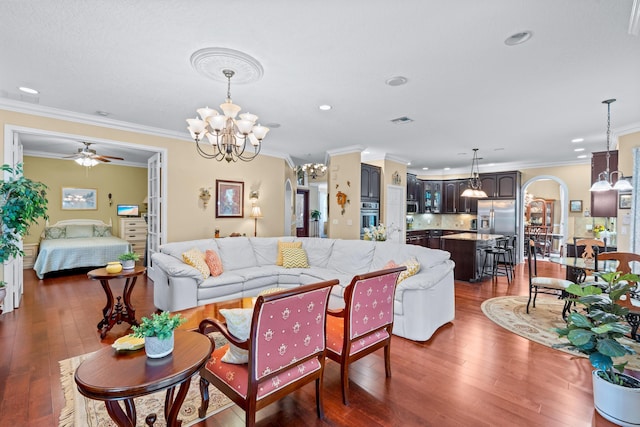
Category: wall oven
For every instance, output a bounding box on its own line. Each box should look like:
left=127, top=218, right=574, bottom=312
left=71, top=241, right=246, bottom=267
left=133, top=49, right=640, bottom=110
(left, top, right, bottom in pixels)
left=360, top=201, right=380, bottom=238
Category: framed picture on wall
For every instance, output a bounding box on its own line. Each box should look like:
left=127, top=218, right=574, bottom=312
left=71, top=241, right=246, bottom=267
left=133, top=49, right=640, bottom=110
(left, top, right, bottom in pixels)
left=619, top=193, right=632, bottom=209
left=216, top=180, right=244, bottom=218
left=569, top=200, right=582, bottom=212
left=61, top=187, right=97, bottom=210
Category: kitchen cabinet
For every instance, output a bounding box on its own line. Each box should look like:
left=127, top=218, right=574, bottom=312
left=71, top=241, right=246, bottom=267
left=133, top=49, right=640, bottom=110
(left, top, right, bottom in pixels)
left=444, top=180, right=477, bottom=214
left=361, top=164, right=381, bottom=202
left=406, top=173, right=421, bottom=203
left=406, top=230, right=428, bottom=247
left=479, top=171, right=520, bottom=199
left=422, top=180, right=442, bottom=213
left=590, top=150, right=618, bottom=217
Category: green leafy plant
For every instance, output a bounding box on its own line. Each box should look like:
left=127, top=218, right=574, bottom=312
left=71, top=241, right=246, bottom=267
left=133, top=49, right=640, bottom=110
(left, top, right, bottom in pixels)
left=310, top=210, right=321, bottom=221
left=0, top=281, right=5, bottom=288
left=131, top=311, right=186, bottom=340
left=555, top=271, right=640, bottom=385
left=118, top=251, right=140, bottom=262
left=0, top=163, right=48, bottom=263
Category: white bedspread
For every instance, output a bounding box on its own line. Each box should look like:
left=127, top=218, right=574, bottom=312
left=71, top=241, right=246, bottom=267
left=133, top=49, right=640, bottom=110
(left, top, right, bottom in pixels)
left=34, top=236, right=131, bottom=279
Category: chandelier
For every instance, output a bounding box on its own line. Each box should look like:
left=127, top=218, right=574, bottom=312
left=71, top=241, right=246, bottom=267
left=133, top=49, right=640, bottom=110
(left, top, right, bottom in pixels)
left=186, top=69, right=269, bottom=162
left=460, top=148, right=488, bottom=198
left=589, top=99, right=633, bottom=192
left=298, top=163, right=328, bottom=179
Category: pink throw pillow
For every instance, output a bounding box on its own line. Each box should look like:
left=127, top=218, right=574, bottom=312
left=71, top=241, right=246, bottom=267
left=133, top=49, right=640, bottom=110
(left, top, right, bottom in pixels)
left=205, top=250, right=224, bottom=276
left=383, top=260, right=398, bottom=269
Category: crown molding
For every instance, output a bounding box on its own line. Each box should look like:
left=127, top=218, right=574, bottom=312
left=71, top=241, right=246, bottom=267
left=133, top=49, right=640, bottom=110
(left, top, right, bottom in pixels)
left=326, top=145, right=365, bottom=157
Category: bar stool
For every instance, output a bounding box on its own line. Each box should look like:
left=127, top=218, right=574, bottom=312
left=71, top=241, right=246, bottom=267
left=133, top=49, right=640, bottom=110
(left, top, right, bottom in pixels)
left=481, top=237, right=513, bottom=284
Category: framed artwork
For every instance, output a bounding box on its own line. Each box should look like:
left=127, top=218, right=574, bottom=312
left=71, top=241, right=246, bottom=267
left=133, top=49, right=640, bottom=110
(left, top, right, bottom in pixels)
left=619, top=193, right=632, bottom=210
left=216, top=180, right=244, bottom=218
left=569, top=200, right=582, bottom=212
left=296, top=167, right=308, bottom=187
left=61, top=187, right=97, bottom=210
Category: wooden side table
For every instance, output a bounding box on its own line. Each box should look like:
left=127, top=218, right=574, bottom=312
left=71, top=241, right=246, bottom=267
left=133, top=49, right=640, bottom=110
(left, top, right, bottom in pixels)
left=88, top=266, right=146, bottom=339
left=74, top=330, right=212, bottom=427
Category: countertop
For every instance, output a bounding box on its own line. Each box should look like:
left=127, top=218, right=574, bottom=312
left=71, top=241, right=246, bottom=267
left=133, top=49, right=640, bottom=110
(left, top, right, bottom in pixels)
left=407, top=228, right=476, bottom=233
left=440, top=232, right=503, bottom=241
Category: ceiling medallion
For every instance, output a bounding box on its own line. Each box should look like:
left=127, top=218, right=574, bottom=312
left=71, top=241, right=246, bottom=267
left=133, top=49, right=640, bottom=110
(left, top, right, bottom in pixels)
left=190, top=48, right=264, bottom=84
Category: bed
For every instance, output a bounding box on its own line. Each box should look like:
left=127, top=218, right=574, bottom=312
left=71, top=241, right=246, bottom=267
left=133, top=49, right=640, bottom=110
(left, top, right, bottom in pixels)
left=33, top=219, right=131, bottom=279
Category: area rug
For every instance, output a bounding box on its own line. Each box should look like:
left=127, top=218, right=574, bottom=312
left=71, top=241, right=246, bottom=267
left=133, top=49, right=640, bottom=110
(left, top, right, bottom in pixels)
left=58, top=343, right=233, bottom=426
left=481, top=295, right=640, bottom=371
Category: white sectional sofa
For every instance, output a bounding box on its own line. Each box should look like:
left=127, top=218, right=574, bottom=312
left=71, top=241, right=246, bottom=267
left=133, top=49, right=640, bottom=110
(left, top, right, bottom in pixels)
left=151, top=236, right=455, bottom=341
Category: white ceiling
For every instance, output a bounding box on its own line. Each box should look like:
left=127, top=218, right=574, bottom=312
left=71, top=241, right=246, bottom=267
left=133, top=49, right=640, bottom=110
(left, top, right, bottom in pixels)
left=1, top=0, right=639, bottom=174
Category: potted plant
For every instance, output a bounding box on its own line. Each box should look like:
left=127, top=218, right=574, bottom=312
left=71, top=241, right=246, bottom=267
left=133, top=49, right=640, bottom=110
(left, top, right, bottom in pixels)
left=0, top=163, right=48, bottom=310
left=118, top=251, right=139, bottom=270
left=131, top=311, right=186, bottom=358
left=555, top=271, right=640, bottom=425
left=310, top=210, right=321, bottom=221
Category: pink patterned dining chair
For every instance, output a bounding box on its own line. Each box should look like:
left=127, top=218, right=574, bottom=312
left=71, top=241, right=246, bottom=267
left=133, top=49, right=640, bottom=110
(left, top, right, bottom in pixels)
left=325, top=266, right=406, bottom=405
left=197, top=279, right=338, bottom=427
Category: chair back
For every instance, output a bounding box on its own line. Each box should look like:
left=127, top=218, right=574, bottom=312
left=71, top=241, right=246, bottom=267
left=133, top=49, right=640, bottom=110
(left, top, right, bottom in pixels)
left=574, top=238, right=605, bottom=261
left=344, top=267, right=405, bottom=342
left=527, top=238, right=538, bottom=279
left=250, top=280, right=336, bottom=382
left=598, top=252, right=640, bottom=276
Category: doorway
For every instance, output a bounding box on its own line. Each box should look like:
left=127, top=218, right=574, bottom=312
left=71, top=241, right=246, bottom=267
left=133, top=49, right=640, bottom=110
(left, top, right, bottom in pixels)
left=296, top=189, right=309, bottom=237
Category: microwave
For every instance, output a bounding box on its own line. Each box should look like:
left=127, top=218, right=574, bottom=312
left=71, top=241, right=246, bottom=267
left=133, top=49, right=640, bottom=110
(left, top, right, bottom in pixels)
left=407, top=201, right=418, bottom=213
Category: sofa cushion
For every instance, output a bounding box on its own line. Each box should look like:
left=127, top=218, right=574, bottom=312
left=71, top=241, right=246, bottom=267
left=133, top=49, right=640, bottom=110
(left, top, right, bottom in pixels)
left=326, top=239, right=376, bottom=275
left=397, top=257, right=420, bottom=283
left=370, top=242, right=414, bottom=271
left=407, top=246, right=451, bottom=269
left=236, top=266, right=281, bottom=291
left=219, top=308, right=252, bottom=364
left=276, top=240, right=302, bottom=266
left=182, top=248, right=210, bottom=279
left=282, top=247, right=309, bottom=268
left=251, top=237, right=294, bottom=266
left=216, top=237, right=258, bottom=271
left=205, top=249, right=223, bottom=276
left=297, top=238, right=336, bottom=268
left=161, top=239, right=218, bottom=260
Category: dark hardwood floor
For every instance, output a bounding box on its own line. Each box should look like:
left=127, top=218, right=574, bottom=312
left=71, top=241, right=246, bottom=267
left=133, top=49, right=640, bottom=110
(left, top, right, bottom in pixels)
left=0, top=262, right=619, bottom=426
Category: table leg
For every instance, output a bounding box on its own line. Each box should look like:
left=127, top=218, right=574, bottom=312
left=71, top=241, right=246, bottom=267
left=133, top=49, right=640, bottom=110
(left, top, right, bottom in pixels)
left=164, top=380, right=191, bottom=426
left=105, top=399, right=136, bottom=427
left=122, top=276, right=139, bottom=327
left=98, top=279, right=115, bottom=338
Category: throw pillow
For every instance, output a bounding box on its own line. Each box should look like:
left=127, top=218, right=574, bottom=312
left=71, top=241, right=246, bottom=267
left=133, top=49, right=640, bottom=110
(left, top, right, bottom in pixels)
left=44, top=226, right=66, bottom=240
left=276, top=240, right=302, bottom=266
left=65, top=224, right=94, bottom=238
left=219, top=308, right=253, bottom=364
left=93, top=225, right=112, bottom=237
left=282, top=247, right=309, bottom=268
left=383, top=260, right=398, bottom=269
left=182, top=248, right=210, bottom=279
left=397, top=257, right=420, bottom=283
left=204, top=249, right=223, bottom=277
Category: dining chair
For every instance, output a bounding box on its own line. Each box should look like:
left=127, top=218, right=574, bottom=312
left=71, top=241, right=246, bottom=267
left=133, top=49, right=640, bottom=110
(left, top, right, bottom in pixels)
left=325, top=266, right=406, bottom=405
left=574, top=238, right=605, bottom=283
left=598, top=251, right=640, bottom=340
left=196, top=279, right=338, bottom=427
left=526, top=239, right=574, bottom=318
left=527, top=226, right=551, bottom=258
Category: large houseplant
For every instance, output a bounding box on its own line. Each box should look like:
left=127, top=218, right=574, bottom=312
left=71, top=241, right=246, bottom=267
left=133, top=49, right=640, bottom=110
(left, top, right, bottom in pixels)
left=131, top=311, right=185, bottom=358
left=555, top=271, right=640, bottom=425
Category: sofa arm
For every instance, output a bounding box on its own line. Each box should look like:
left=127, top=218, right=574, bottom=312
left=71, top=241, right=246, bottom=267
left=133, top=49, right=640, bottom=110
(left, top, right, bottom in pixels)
left=396, top=260, right=455, bottom=298
left=152, top=252, right=205, bottom=283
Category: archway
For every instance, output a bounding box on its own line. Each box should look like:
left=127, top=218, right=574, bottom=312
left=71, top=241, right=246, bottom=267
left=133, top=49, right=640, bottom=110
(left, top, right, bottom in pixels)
left=284, top=179, right=293, bottom=236
left=520, top=175, right=569, bottom=262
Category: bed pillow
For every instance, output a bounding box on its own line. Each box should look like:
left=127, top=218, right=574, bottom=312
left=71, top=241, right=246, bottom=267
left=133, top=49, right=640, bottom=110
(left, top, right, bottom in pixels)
left=93, top=225, right=112, bottom=237
left=44, top=226, right=66, bottom=240
left=182, top=248, right=210, bottom=279
left=219, top=308, right=253, bottom=364
left=282, top=247, right=309, bottom=268
left=276, top=240, right=302, bottom=266
left=65, top=224, right=94, bottom=238
left=205, top=250, right=224, bottom=277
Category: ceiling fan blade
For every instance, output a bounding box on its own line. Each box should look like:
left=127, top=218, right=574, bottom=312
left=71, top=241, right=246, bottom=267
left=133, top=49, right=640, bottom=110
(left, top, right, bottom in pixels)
left=63, top=154, right=82, bottom=159
left=93, top=156, right=112, bottom=163
left=98, top=155, right=125, bottom=161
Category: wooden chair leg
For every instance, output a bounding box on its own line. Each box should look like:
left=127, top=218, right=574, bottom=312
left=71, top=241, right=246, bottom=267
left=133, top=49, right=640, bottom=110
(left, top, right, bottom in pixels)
left=384, top=343, right=392, bottom=378
left=315, top=376, right=325, bottom=420
left=198, top=376, right=210, bottom=418
left=341, top=361, right=350, bottom=405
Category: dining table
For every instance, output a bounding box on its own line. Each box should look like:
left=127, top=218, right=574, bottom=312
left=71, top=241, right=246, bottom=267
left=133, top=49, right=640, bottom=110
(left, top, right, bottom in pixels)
left=548, top=256, right=618, bottom=283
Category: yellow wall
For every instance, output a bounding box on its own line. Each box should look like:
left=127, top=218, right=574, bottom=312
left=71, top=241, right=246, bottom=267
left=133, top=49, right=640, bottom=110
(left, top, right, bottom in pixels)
left=327, top=151, right=360, bottom=239
left=617, top=130, right=640, bottom=251
left=23, top=156, right=147, bottom=243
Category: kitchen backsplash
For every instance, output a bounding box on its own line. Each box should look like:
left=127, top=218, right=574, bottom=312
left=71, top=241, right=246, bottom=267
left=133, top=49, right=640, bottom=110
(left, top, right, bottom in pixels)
left=408, top=213, right=476, bottom=230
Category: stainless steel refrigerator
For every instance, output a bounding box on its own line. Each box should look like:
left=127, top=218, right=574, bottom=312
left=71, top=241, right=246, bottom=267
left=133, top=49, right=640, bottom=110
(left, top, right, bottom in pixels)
left=477, top=199, right=517, bottom=236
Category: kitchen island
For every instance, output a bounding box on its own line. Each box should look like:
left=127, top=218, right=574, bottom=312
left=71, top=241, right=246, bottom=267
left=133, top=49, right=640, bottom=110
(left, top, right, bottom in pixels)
left=440, top=232, right=504, bottom=282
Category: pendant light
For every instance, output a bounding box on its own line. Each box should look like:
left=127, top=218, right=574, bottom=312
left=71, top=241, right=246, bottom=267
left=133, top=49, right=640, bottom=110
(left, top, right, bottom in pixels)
left=461, top=148, right=488, bottom=198
left=589, top=99, right=633, bottom=192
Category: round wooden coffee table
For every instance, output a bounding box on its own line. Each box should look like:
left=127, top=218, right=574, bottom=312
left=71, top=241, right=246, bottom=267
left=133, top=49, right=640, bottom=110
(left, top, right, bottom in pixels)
left=88, top=266, right=146, bottom=338
left=74, top=330, right=212, bottom=427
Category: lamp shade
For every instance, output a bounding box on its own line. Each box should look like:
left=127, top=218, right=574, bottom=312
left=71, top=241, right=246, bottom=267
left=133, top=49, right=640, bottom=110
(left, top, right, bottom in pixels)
left=589, top=179, right=613, bottom=192
left=613, top=179, right=633, bottom=191
left=250, top=206, right=263, bottom=218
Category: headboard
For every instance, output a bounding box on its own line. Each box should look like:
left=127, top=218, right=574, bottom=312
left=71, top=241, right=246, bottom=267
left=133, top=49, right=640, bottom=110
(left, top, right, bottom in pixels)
left=46, top=218, right=113, bottom=227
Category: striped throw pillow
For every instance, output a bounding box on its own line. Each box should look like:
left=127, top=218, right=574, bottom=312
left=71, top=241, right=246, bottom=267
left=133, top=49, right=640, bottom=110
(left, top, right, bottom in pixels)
left=282, top=247, right=309, bottom=268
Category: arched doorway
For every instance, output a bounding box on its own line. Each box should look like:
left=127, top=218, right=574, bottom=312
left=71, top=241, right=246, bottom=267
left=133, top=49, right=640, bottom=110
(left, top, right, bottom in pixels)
left=284, top=179, right=293, bottom=236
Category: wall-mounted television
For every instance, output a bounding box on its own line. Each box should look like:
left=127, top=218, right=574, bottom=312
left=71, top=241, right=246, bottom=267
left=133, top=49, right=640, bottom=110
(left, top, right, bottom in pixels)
left=117, top=204, right=140, bottom=217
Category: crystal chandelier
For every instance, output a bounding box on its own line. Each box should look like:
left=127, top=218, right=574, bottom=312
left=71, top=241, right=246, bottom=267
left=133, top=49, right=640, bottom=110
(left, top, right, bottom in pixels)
left=186, top=69, right=269, bottom=162
left=298, top=163, right=327, bottom=179
left=460, top=148, right=488, bottom=198
left=589, top=99, right=633, bottom=192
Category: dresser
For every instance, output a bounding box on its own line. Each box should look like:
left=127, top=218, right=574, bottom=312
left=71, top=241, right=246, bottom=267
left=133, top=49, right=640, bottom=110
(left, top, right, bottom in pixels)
left=119, top=218, right=147, bottom=259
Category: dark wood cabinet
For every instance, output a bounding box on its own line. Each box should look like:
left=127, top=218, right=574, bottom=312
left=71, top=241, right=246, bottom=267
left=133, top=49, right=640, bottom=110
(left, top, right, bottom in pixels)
left=422, top=180, right=442, bottom=213
left=361, top=164, right=381, bottom=202
left=406, top=230, right=428, bottom=247
left=479, top=171, right=520, bottom=199
left=443, top=180, right=459, bottom=213
left=458, top=180, right=477, bottom=213
left=591, top=151, right=618, bottom=217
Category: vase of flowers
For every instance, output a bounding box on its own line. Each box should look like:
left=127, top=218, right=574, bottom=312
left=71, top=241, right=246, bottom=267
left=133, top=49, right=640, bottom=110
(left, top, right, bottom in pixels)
left=593, top=224, right=605, bottom=238
left=363, top=223, right=387, bottom=241
left=131, top=311, right=186, bottom=358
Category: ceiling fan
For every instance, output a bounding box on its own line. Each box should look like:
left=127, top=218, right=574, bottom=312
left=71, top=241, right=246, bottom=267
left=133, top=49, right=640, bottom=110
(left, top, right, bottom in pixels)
left=64, top=142, right=124, bottom=166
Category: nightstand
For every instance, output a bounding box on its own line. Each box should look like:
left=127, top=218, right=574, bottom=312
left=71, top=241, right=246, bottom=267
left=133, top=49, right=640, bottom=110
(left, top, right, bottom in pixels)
left=23, top=243, right=39, bottom=269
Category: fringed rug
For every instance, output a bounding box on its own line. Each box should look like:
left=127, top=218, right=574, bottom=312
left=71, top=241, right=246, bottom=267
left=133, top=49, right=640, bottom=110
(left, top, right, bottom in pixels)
left=59, top=343, right=233, bottom=426
left=481, top=295, right=640, bottom=371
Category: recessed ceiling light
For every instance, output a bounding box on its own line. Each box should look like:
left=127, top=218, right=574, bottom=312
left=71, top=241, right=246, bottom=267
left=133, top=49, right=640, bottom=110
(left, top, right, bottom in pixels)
left=362, top=150, right=370, bottom=154
left=444, top=167, right=451, bottom=171
left=319, top=104, right=332, bottom=111
left=407, top=162, right=411, bottom=165
left=18, top=86, right=39, bottom=95
left=571, top=138, right=584, bottom=143
left=574, top=148, right=585, bottom=152
left=390, top=116, right=413, bottom=124
left=577, top=154, right=588, bottom=159
left=385, top=76, right=408, bottom=87
left=95, top=110, right=110, bottom=117
left=422, top=167, right=429, bottom=170
left=504, top=31, right=533, bottom=46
